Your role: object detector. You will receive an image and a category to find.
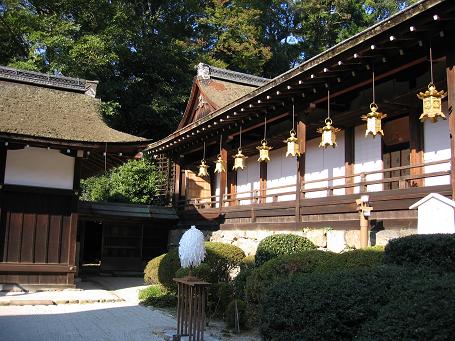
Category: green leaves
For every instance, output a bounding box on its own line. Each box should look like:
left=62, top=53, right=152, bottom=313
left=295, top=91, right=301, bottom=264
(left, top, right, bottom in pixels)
left=80, top=157, right=163, bottom=204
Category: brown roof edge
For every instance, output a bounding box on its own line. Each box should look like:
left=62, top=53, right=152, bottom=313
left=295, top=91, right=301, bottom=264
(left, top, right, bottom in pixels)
left=147, top=0, right=444, bottom=151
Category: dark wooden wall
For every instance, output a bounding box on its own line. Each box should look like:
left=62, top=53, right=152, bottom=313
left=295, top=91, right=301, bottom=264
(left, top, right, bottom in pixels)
left=0, top=186, right=77, bottom=287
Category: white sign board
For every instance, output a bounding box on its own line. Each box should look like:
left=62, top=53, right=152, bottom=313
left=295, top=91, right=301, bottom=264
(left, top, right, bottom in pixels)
left=409, top=193, right=455, bottom=234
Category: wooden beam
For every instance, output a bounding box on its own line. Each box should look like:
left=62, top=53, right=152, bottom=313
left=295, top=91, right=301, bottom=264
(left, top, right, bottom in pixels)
left=219, top=148, right=228, bottom=208
left=296, top=119, right=306, bottom=221
left=409, top=112, right=424, bottom=187
left=260, top=162, right=267, bottom=204
left=0, top=263, right=76, bottom=273
left=345, top=127, right=355, bottom=194
left=447, top=49, right=455, bottom=199
left=173, top=162, right=181, bottom=205
left=228, top=167, right=237, bottom=206
left=0, top=146, right=6, bottom=186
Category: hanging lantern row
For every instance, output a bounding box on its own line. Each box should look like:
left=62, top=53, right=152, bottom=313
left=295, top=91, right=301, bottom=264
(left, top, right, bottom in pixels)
left=417, top=45, right=447, bottom=122
left=195, top=41, right=446, bottom=174
left=257, top=114, right=272, bottom=162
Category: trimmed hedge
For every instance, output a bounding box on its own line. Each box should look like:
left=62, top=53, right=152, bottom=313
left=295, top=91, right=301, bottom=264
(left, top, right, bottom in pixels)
left=175, top=263, right=216, bottom=283
left=144, top=253, right=166, bottom=285
left=332, top=248, right=384, bottom=269
left=261, top=265, right=451, bottom=340
left=204, top=242, right=246, bottom=282
left=225, top=299, right=247, bottom=329
left=255, top=234, right=316, bottom=267
left=234, top=255, right=256, bottom=300
left=158, top=248, right=181, bottom=291
left=384, top=234, right=455, bottom=271
left=246, top=250, right=337, bottom=304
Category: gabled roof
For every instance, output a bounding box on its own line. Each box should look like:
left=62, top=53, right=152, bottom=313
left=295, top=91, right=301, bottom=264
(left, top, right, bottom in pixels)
left=409, top=193, right=455, bottom=209
left=178, top=63, right=269, bottom=128
left=0, top=66, right=147, bottom=146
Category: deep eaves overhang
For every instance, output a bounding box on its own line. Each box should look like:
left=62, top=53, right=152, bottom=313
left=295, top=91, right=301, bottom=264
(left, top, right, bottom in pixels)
left=147, top=0, right=452, bottom=156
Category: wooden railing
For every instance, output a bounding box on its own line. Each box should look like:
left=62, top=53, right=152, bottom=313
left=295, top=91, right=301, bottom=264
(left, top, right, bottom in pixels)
left=178, top=159, right=451, bottom=210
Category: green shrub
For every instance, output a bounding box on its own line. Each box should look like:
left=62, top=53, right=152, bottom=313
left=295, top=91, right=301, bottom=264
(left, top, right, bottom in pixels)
left=225, top=299, right=247, bottom=329
left=246, top=250, right=337, bottom=304
left=331, top=248, right=384, bottom=270
left=175, top=263, right=216, bottom=283
left=241, top=255, right=255, bottom=270
left=255, top=234, right=316, bottom=267
left=158, top=248, right=181, bottom=291
left=356, top=273, right=455, bottom=340
left=204, top=242, right=246, bottom=282
left=260, top=265, right=447, bottom=340
left=208, top=282, right=234, bottom=319
left=144, top=254, right=166, bottom=285
left=138, top=284, right=177, bottom=307
left=384, top=234, right=455, bottom=271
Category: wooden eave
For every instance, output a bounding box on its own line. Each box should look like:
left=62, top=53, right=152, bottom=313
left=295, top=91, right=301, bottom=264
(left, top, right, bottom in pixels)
left=148, top=0, right=453, bottom=158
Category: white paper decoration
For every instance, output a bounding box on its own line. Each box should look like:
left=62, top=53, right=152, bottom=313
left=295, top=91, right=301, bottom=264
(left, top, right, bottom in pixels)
left=178, top=225, right=206, bottom=269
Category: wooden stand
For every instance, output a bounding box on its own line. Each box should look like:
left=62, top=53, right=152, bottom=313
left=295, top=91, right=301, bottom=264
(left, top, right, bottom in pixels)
left=174, top=277, right=209, bottom=341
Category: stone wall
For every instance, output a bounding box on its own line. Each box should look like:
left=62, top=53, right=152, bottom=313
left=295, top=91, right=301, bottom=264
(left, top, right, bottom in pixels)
left=168, top=226, right=417, bottom=255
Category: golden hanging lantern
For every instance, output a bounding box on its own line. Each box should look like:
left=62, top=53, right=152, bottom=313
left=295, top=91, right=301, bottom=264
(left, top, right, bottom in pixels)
left=361, top=103, right=387, bottom=137
left=284, top=129, right=300, bottom=157
left=198, top=159, right=209, bottom=177
left=257, top=139, right=272, bottom=162
left=214, top=154, right=225, bottom=173
left=417, top=83, right=447, bottom=123
left=233, top=148, right=247, bottom=171
left=317, top=118, right=340, bottom=148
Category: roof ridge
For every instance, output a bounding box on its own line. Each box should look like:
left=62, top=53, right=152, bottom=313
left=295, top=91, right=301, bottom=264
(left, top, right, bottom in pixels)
left=197, top=63, right=269, bottom=87
left=0, top=65, right=93, bottom=93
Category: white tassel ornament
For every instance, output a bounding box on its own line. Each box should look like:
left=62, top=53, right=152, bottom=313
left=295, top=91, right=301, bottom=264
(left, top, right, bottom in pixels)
left=179, top=225, right=206, bottom=270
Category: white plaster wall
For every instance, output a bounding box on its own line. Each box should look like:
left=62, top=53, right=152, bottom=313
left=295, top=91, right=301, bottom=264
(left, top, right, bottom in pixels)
left=354, top=125, right=383, bottom=192
left=236, top=156, right=260, bottom=205
left=266, top=147, right=297, bottom=202
left=423, top=104, right=450, bottom=186
left=5, top=147, right=75, bottom=190
left=304, top=132, right=345, bottom=198
left=214, top=173, right=220, bottom=207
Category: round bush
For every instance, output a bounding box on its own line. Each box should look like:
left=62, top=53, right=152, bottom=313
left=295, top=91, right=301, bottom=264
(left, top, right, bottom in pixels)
left=204, top=242, right=246, bottom=282
left=208, top=282, right=234, bottom=318
left=175, top=263, right=216, bottom=283
left=225, top=299, right=247, bottom=329
left=246, top=250, right=337, bottom=304
left=384, top=234, right=455, bottom=271
left=255, top=234, right=316, bottom=267
left=260, top=265, right=443, bottom=340
left=330, top=248, right=384, bottom=270
left=158, top=248, right=181, bottom=291
left=144, top=254, right=166, bottom=285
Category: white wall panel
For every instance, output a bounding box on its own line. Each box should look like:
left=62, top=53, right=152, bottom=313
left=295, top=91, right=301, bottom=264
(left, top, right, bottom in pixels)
left=266, top=147, right=297, bottom=202
left=236, top=156, right=260, bottom=205
left=5, top=147, right=75, bottom=190
left=304, top=132, right=345, bottom=198
left=424, top=103, right=450, bottom=186
left=354, top=125, right=383, bottom=192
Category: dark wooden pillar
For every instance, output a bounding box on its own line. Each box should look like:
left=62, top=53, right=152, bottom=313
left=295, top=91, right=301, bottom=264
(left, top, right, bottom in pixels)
left=228, top=167, right=237, bottom=206
left=296, top=119, right=306, bottom=222
left=219, top=148, right=228, bottom=208
left=259, top=162, right=267, bottom=204
left=0, top=146, right=6, bottom=260
left=409, top=112, right=424, bottom=187
left=345, top=126, right=355, bottom=194
left=173, top=162, right=181, bottom=206
left=447, top=49, right=455, bottom=199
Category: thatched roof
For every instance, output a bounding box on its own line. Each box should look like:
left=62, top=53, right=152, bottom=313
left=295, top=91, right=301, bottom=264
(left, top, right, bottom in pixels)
left=0, top=79, right=145, bottom=144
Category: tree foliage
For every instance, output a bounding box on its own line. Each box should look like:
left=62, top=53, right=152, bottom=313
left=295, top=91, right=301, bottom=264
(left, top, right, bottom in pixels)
left=80, top=157, right=163, bottom=204
left=0, top=0, right=418, bottom=138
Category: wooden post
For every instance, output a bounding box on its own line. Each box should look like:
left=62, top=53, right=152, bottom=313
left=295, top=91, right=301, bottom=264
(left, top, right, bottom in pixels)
left=219, top=148, right=228, bottom=208
left=447, top=49, right=455, bottom=200
left=296, top=119, right=306, bottom=222
left=259, top=162, right=267, bottom=204
left=228, top=167, right=237, bottom=206
left=409, top=112, right=424, bottom=187
left=173, top=162, right=181, bottom=206
left=345, top=126, right=355, bottom=194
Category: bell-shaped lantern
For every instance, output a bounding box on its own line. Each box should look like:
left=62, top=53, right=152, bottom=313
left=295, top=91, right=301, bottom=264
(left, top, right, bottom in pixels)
left=257, top=139, right=272, bottom=162
left=214, top=154, right=225, bottom=173
left=198, top=159, right=209, bottom=177
left=317, top=118, right=340, bottom=148
left=361, top=103, right=387, bottom=137
left=417, top=83, right=447, bottom=122
left=233, top=148, right=247, bottom=171
left=284, top=129, right=300, bottom=157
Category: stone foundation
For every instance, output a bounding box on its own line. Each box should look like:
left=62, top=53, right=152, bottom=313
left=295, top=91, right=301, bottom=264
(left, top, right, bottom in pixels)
left=168, top=227, right=417, bottom=255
